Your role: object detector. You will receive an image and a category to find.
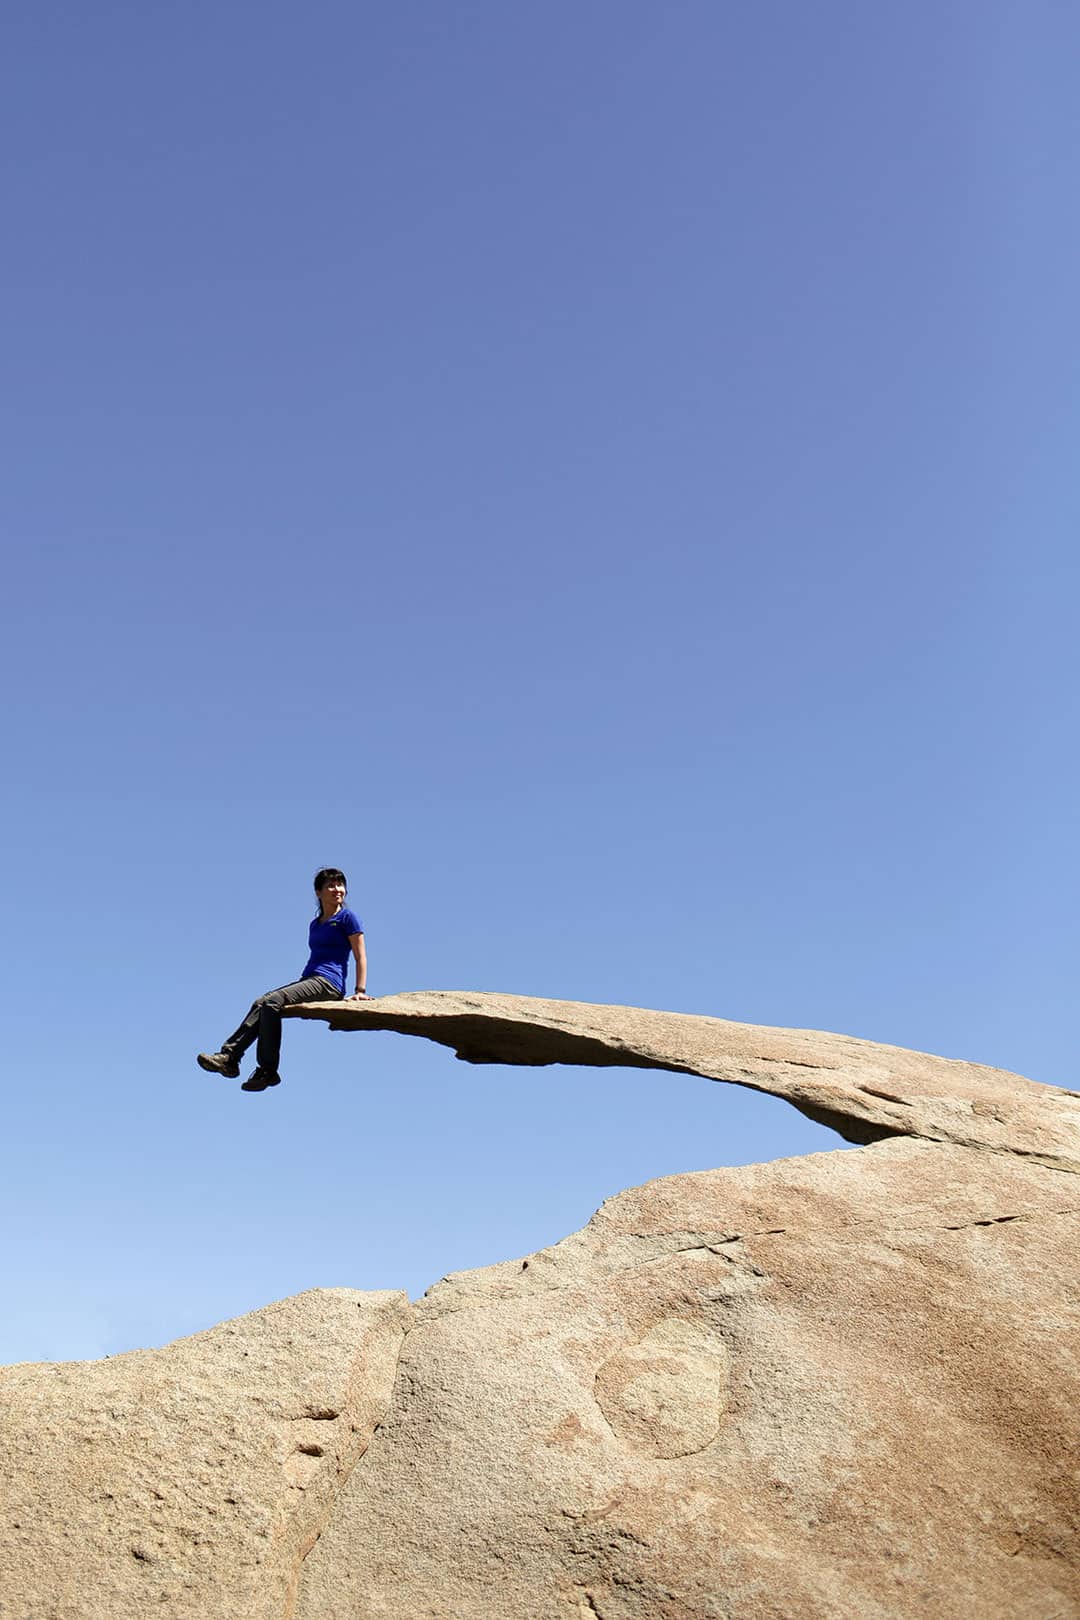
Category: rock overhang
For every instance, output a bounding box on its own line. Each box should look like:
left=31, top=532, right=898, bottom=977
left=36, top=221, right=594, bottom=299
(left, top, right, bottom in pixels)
left=286, top=989, right=1080, bottom=1172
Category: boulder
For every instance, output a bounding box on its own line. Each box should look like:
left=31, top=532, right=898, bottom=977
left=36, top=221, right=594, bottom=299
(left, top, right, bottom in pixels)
left=2, top=994, right=1078, bottom=1619
left=0, top=1289, right=409, bottom=1620
left=294, top=1138, right=1080, bottom=1620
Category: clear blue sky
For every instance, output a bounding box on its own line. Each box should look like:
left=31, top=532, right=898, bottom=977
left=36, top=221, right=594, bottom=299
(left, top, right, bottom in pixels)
left=2, top=2, right=1076, bottom=1364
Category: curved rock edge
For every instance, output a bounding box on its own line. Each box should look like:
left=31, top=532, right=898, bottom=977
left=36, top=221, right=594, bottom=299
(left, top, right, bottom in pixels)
left=287, top=989, right=1080, bottom=1172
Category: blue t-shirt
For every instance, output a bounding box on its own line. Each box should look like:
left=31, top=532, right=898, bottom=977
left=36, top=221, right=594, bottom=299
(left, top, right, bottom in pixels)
left=302, top=907, right=363, bottom=995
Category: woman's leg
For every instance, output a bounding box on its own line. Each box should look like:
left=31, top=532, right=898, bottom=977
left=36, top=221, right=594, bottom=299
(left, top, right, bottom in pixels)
left=219, top=996, right=270, bottom=1067
left=253, top=975, right=339, bottom=1076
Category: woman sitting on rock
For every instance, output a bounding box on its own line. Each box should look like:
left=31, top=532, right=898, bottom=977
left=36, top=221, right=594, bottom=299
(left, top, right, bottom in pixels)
left=197, top=867, right=368, bottom=1093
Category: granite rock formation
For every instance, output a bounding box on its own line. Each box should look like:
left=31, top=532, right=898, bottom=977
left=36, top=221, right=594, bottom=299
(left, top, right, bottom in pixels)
left=1, top=992, right=1077, bottom=1620
left=0, top=1290, right=408, bottom=1620
left=288, top=990, right=1080, bottom=1172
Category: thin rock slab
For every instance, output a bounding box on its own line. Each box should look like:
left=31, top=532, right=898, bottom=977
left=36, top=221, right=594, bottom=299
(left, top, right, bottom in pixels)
left=295, top=1140, right=1080, bottom=1620
left=286, top=990, right=1080, bottom=1169
left=0, top=1288, right=409, bottom=1620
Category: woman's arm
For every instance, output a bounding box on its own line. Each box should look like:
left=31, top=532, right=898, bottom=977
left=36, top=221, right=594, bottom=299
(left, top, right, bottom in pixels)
left=349, top=933, right=368, bottom=998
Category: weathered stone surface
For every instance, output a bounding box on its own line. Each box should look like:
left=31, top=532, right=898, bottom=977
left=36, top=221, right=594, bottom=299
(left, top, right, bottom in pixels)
left=294, top=1139, right=1080, bottom=1620
left=3, top=996, right=1079, bottom=1620
left=287, top=990, right=1080, bottom=1170
left=0, top=1288, right=409, bottom=1620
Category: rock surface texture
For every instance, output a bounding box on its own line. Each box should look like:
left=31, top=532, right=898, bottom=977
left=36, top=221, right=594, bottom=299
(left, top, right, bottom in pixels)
left=3, top=992, right=1078, bottom=1620
left=0, top=1290, right=409, bottom=1620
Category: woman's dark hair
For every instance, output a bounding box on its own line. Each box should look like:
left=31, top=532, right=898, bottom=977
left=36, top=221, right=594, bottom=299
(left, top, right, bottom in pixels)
left=313, top=868, right=347, bottom=914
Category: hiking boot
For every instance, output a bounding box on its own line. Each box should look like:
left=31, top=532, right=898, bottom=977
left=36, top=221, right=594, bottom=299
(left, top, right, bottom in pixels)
left=198, top=1052, right=241, bottom=1079
left=241, top=1067, right=282, bottom=1092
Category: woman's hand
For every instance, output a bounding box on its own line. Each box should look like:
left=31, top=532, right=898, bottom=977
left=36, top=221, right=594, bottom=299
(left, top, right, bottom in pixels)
left=350, top=990, right=370, bottom=1001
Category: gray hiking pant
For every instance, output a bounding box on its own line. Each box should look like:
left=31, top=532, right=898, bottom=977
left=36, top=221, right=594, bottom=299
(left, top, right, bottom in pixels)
left=221, top=975, right=341, bottom=1075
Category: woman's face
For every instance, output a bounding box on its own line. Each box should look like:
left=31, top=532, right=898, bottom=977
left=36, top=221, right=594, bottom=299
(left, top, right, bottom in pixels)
left=319, top=879, right=347, bottom=913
